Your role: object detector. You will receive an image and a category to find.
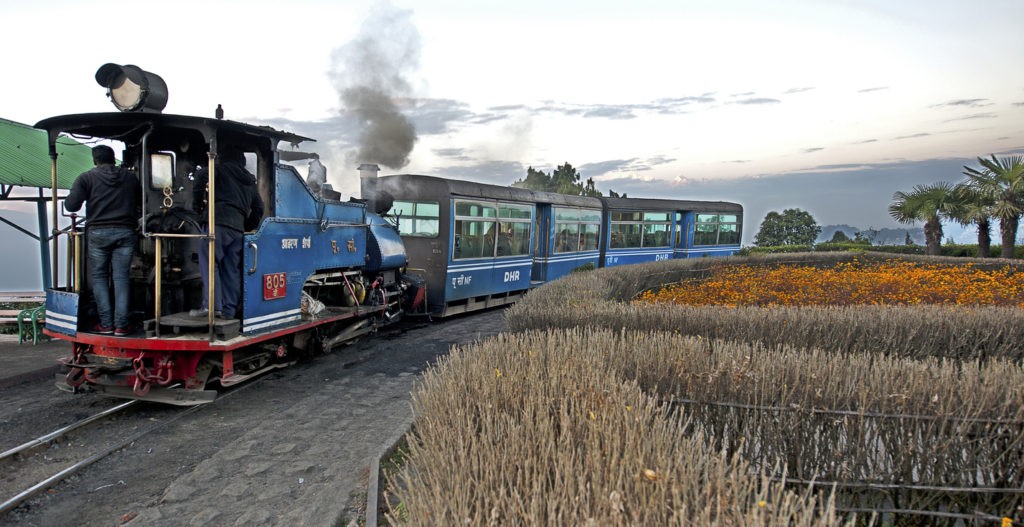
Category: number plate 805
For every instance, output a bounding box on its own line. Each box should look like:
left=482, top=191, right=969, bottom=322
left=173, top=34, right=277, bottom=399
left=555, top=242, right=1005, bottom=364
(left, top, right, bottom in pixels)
left=263, top=272, right=287, bottom=300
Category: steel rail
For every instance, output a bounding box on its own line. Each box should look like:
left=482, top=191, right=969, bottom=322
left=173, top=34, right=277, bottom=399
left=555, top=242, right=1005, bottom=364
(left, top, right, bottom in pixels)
left=0, top=400, right=138, bottom=462
left=0, top=378, right=263, bottom=516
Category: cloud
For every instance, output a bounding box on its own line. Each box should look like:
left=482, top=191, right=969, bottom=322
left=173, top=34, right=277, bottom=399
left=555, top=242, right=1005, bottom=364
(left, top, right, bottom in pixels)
left=433, top=147, right=471, bottom=161
left=432, top=160, right=525, bottom=185
left=942, top=112, right=998, bottom=122
left=411, top=98, right=475, bottom=131
left=581, top=107, right=637, bottom=120
left=579, top=155, right=676, bottom=179
left=803, top=147, right=824, bottom=153
left=579, top=159, right=641, bottom=177
left=445, top=95, right=720, bottom=124
left=732, top=97, right=781, bottom=105
left=855, top=139, right=878, bottom=144
left=469, top=113, right=509, bottom=125
left=857, top=86, right=889, bottom=93
left=488, top=104, right=528, bottom=112
left=730, top=91, right=756, bottom=97
left=1013, top=101, right=1024, bottom=107
left=930, top=98, right=992, bottom=108
left=894, top=132, right=931, bottom=140
left=647, top=155, right=676, bottom=167
left=785, top=87, right=815, bottom=94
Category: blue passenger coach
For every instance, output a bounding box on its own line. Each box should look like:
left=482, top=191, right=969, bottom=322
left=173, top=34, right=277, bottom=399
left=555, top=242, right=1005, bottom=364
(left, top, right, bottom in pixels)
left=600, top=197, right=743, bottom=263
left=361, top=172, right=742, bottom=317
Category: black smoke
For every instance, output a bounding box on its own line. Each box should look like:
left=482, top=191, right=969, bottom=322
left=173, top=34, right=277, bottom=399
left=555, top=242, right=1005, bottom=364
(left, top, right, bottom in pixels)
left=330, top=2, right=419, bottom=169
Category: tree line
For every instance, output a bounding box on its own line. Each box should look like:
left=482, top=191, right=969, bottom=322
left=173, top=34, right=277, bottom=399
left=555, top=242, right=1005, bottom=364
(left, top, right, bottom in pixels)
left=890, top=154, right=1024, bottom=257
left=512, top=162, right=627, bottom=198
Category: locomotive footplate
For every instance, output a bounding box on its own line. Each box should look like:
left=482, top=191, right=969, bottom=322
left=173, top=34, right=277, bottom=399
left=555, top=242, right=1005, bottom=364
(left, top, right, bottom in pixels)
left=54, top=373, right=218, bottom=405
left=59, top=354, right=134, bottom=371
left=143, top=312, right=241, bottom=340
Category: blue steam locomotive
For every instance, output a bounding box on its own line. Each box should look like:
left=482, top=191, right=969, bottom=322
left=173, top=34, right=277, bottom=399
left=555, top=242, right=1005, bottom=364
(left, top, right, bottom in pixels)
left=38, top=64, right=740, bottom=405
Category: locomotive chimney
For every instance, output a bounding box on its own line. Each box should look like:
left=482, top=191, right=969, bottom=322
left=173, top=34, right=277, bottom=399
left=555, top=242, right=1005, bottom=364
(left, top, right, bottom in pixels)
left=359, top=163, right=392, bottom=214
left=359, top=163, right=380, bottom=203
left=358, top=163, right=380, bottom=181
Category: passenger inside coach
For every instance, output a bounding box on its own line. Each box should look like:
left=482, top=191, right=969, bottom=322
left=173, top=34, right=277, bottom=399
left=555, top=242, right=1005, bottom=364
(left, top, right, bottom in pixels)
left=496, top=228, right=513, bottom=256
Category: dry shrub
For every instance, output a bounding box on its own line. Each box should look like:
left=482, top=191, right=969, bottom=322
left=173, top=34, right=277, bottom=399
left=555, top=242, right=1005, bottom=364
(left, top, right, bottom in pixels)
left=628, top=333, right=1024, bottom=517
left=388, top=329, right=846, bottom=526
left=506, top=253, right=1024, bottom=362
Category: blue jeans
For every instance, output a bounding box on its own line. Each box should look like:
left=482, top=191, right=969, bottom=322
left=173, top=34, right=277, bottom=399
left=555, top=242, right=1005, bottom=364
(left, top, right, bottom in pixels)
left=87, top=226, right=137, bottom=329
left=197, top=227, right=245, bottom=318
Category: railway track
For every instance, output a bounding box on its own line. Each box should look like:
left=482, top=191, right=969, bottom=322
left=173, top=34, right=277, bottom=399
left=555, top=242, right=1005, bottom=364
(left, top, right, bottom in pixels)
left=0, top=378, right=261, bottom=517
left=0, top=400, right=145, bottom=515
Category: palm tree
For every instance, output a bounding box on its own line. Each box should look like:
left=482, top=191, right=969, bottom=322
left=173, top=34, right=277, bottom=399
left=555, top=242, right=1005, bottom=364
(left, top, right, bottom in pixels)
left=962, top=155, right=1024, bottom=258
left=948, top=183, right=994, bottom=257
left=889, top=182, right=956, bottom=256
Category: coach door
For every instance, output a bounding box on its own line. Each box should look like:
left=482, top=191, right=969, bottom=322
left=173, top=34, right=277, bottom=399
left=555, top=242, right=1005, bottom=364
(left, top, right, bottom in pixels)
left=532, top=204, right=550, bottom=282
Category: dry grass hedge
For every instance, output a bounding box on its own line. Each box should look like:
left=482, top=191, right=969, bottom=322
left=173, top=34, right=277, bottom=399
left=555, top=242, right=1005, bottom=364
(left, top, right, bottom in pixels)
left=388, top=330, right=846, bottom=526
left=626, top=333, right=1024, bottom=517
left=506, top=252, right=1024, bottom=362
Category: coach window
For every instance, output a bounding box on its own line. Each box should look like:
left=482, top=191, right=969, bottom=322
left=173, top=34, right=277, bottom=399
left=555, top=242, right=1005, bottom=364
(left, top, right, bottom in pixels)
left=694, top=213, right=741, bottom=245
left=498, top=203, right=532, bottom=256
left=642, top=212, right=671, bottom=247
left=580, top=209, right=600, bottom=251
left=453, top=200, right=497, bottom=259
left=554, top=208, right=580, bottom=252
left=694, top=214, right=719, bottom=245
left=718, top=214, right=741, bottom=244
left=554, top=207, right=601, bottom=252
left=610, top=211, right=642, bottom=249
left=390, top=200, right=439, bottom=237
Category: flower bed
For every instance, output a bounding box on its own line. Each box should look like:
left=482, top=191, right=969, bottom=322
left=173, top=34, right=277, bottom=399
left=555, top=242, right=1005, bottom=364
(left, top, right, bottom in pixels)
left=638, top=259, right=1024, bottom=307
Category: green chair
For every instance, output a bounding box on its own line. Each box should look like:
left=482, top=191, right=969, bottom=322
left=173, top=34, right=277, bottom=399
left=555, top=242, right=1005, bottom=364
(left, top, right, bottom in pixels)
left=17, top=305, right=45, bottom=345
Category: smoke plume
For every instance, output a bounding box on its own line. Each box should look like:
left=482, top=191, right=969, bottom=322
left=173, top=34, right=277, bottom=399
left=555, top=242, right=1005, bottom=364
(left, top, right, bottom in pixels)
left=330, top=2, right=420, bottom=169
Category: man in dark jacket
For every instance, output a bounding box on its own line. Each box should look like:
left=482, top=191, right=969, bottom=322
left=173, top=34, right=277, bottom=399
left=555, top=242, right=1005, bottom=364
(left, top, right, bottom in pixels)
left=65, top=145, right=140, bottom=335
left=190, top=146, right=264, bottom=319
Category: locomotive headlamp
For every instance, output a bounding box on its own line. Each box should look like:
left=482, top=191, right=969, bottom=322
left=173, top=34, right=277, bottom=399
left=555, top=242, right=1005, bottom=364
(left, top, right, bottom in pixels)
left=95, top=63, right=168, bottom=113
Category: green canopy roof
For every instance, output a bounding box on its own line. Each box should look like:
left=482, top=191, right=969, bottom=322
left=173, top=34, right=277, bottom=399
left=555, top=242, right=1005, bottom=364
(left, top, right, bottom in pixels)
left=0, top=117, right=94, bottom=190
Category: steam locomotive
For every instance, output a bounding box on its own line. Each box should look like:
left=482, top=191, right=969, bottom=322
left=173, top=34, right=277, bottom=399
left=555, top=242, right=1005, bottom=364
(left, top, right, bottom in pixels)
left=39, top=64, right=741, bottom=405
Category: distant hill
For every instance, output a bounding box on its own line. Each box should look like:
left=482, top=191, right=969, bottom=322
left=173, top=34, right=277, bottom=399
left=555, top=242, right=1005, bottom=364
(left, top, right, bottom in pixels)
left=818, top=224, right=925, bottom=245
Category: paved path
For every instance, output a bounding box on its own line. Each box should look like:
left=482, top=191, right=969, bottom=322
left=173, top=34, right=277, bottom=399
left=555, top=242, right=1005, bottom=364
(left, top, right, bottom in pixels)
left=0, top=334, right=68, bottom=389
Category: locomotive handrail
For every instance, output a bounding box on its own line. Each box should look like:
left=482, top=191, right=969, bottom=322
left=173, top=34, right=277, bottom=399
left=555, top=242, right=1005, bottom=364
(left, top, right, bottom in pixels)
left=247, top=242, right=258, bottom=274
left=146, top=232, right=206, bottom=239
left=322, top=222, right=372, bottom=229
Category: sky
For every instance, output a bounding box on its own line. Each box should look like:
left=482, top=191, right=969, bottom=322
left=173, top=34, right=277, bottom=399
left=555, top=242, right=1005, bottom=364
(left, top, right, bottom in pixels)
left=2, top=0, right=1023, bottom=273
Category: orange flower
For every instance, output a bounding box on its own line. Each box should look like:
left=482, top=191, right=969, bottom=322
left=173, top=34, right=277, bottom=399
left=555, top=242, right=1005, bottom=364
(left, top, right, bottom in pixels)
left=638, top=260, right=1024, bottom=307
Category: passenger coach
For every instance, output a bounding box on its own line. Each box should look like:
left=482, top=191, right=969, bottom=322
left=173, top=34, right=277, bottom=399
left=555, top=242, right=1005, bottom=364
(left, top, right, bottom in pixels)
left=361, top=172, right=742, bottom=317
left=600, top=197, right=743, bottom=264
